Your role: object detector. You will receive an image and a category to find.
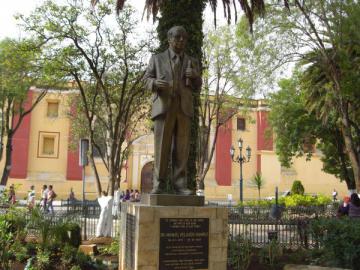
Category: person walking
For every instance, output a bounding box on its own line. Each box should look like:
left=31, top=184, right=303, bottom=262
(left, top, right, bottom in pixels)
left=40, top=185, right=48, bottom=212
left=332, top=189, right=338, bottom=202
left=47, top=185, right=57, bottom=214
left=27, top=185, right=36, bottom=210
left=8, top=184, right=16, bottom=205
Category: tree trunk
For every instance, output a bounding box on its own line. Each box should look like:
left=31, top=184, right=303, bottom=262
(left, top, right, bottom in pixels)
left=158, top=0, right=206, bottom=191
left=0, top=134, right=13, bottom=186
left=342, top=127, right=360, bottom=192
left=339, top=105, right=360, bottom=192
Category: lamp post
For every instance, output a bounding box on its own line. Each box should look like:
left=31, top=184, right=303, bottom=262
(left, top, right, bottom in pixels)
left=230, top=138, right=251, bottom=203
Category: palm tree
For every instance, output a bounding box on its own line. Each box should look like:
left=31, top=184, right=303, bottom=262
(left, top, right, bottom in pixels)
left=249, top=172, right=265, bottom=199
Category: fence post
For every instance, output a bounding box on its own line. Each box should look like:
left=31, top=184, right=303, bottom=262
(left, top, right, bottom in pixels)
left=83, top=201, right=88, bottom=241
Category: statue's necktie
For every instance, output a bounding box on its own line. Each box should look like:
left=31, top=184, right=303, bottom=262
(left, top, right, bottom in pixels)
left=173, top=55, right=181, bottom=95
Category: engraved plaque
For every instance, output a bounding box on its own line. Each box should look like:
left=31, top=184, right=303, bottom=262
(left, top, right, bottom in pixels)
left=159, top=218, right=209, bottom=270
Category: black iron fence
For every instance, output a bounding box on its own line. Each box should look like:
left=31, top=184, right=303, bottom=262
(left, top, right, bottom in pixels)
left=2, top=200, right=338, bottom=247
left=226, top=205, right=337, bottom=249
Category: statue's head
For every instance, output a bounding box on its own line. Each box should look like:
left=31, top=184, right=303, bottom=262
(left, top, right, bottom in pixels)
left=167, top=26, right=188, bottom=54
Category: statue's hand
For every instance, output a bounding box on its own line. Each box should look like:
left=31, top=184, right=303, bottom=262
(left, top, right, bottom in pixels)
left=155, top=79, right=170, bottom=90
left=185, top=67, right=198, bottom=79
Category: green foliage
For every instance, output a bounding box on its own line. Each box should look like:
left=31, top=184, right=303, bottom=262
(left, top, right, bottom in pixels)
left=99, top=238, right=119, bottom=256
left=311, top=218, right=360, bottom=269
left=0, top=207, right=103, bottom=270
left=248, top=172, right=266, bottom=199
left=68, top=223, right=81, bottom=248
left=0, top=37, right=61, bottom=185
left=228, top=235, right=252, bottom=270
left=10, top=240, right=29, bottom=263
left=0, top=216, right=13, bottom=270
left=259, top=240, right=283, bottom=268
left=291, top=180, right=304, bottom=195
left=35, top=248, right=51, bottom=270
left=240, top=194, right=331, bottom=208
left=262, top=1, right=360, bottom=190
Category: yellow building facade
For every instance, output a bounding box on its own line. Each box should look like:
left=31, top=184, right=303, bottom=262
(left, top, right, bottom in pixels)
left=4, top=88, right=348, bottom=201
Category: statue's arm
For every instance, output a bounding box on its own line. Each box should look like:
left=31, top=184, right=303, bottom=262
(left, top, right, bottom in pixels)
left=144, top=55, right=157, bottom=92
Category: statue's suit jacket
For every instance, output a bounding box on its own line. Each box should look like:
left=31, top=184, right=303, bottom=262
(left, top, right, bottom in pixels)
left=144, top=49, right=202, bottom=119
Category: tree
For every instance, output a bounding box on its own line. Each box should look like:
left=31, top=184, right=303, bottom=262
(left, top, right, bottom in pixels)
left=248, top=0, right=360, bottom=191
left=269, top=75, right=356, bottom=191
left=0, top=38, right=57, bottom=186
left=197, top=25, right=244, bottom=191
left=20, top=0, right=152, bottom=196
left=291, top=180, right=304, bottom=195
left=248, top=172, right=265, bottom=199
left=197, top=20, right=268, bottom=192
left=286, top=0, right=360, bottom=191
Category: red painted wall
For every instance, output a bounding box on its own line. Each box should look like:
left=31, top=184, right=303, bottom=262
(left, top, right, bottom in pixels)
left=10, top=91, right=33, bottom=179
left=257, top=154, right=261, bottom=173
left=257, top=111, right=273, bottom=151
left=215, top=119, right=232, bottom=186
left=66, top=100, right=82, bottom=180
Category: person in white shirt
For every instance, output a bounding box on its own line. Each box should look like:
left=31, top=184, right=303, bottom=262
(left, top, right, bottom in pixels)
left=41, top=185, right=48, bottom=212
left=27, top=185, right=36, bottom=210
left=332, top=189, right=338, bottom=202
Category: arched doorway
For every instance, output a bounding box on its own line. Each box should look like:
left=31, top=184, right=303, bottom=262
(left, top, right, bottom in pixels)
left=141, top=161, right=153, bottom=193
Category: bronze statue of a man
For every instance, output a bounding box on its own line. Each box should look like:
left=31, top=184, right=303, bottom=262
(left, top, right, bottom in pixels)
left=144, top=26, right=202, bottom=195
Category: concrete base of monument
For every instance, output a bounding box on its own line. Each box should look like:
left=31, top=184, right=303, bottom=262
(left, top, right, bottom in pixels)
left=141, top=193, right=205, bottom=206
left=118, top=203, right=228, bottom=270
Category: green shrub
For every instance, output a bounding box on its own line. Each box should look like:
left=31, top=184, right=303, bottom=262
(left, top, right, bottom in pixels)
left=5, top=207, right=27, bottom=241
left=259, top=239, right=283, bottom=268
left=0, top=217, right=13, bottom=270
left=10, top=240, right=29, bottom=263
left=242, top=194, right=331, bottom=208
left=61, top=244, right=77, bottom=267
left=314, top=195, right=332, bottom=206
left=35, top=248, right=51, bottom=270
left=311, top=218, right=360, bottom=269
left=228, top=236, right=252, bottom=270
left=284, top=194, right=315, bottom=207
left=99, top=238, right=119, bottom=256
left=68, top=223, right=81, bottom=248
left=291, top=180, right=305, bottom=195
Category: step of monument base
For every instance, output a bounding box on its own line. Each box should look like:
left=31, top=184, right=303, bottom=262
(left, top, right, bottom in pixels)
left=141, top=193, right=205, bottom=206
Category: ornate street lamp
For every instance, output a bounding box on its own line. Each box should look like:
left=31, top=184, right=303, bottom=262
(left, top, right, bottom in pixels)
left=230, top=138, right=251, bottom=203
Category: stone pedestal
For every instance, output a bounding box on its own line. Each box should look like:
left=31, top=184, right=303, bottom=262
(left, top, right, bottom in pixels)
left=141, top=194, right=205, bottom=206
left=119, top=203, right=228, bottom=270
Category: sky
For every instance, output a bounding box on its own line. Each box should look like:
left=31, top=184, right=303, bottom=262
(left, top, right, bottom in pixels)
left=0, top=0, right=231, bottom=40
